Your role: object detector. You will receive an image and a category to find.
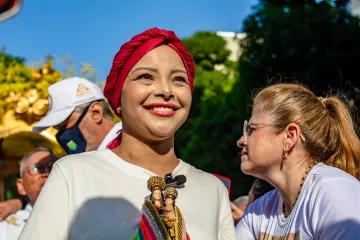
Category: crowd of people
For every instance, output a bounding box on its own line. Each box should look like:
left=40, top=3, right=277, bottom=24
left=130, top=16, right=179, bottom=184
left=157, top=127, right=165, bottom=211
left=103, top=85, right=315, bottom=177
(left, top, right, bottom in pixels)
left=0, top=27, right=359, bottom=239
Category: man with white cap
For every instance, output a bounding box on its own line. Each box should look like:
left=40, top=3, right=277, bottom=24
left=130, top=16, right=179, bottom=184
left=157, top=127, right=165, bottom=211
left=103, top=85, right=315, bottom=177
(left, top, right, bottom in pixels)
left=34, top=76, right=122, bottom=154
left=0, top=77, right=122, bottom=220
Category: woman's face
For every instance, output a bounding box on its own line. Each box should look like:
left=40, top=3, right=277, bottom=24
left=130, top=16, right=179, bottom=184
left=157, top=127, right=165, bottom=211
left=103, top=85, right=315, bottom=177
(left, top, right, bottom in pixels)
left=120, top=45, right=192, bottom=142
left=237, top=106, right=284, bottom=177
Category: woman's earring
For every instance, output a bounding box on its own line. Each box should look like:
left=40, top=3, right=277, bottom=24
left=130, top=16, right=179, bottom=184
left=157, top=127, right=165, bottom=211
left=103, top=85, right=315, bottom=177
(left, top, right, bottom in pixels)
left=283, top=150, right=289, bottom=160
left=116, top=107, right=121, bottom=114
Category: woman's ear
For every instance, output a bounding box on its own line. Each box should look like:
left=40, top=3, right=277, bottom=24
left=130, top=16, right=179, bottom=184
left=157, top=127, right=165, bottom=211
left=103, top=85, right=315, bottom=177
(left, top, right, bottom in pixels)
left=284, top=123, right=301, bottom=151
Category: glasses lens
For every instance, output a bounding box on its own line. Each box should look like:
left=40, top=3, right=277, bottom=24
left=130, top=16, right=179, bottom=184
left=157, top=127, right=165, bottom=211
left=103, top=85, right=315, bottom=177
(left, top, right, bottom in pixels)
left=36, top=161, right=55, bottom=174
left=28, top=166, right=39, bottom=175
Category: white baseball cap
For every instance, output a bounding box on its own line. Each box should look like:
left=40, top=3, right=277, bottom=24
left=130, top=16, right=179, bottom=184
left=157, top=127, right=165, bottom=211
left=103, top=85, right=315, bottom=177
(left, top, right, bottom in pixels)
left=33, top=77, right=105, bottom=133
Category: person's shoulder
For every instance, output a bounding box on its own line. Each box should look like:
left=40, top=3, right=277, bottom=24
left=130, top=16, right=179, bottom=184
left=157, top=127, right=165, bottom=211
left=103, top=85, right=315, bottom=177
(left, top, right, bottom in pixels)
left=56, top=150, right=109, bottom=167
left=54, top=150, right=114, bottom=177
left=312, top=164, right=360, bottom=187
left=186, top=164, right=227, bottom=189
left=309, top=164, right=360, bottom=205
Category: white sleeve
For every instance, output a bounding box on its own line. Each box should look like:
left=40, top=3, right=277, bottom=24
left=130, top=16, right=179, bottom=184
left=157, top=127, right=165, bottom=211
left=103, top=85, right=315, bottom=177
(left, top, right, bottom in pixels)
left=18, top=164, right=69, bottom=240
left=218, top=186, right=236, bottom=240
left=311, top=177, right=360, bottom=240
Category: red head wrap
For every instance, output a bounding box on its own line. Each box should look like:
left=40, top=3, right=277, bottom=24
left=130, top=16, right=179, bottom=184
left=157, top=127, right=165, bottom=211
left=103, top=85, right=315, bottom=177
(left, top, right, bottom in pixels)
left=104, top=28, right=196, bottom=149
left=104, top=27, right=196, bottom=117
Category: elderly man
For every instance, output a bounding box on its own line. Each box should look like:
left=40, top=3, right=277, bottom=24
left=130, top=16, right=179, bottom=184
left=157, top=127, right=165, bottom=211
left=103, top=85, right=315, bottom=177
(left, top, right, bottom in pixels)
left=0, top=148, right=58, bottom=239
left=33, top=77, right=122, bottom=154
left=0, top=77, right=122, bottom=221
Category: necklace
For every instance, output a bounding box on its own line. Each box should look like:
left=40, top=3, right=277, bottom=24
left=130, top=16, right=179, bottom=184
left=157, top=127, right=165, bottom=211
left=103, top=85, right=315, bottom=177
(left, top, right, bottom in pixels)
left=283, top=161, right=318, bottom=218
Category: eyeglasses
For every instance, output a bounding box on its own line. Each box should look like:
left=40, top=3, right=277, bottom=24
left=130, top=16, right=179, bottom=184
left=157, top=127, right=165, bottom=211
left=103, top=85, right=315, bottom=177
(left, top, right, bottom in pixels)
left=26, top=160, right=55, bottom=176
left=243, top=120, right=306, bottom=142
left=243, top=120, right=275, bottom=138
left=22, top=156, right=57, bottom=176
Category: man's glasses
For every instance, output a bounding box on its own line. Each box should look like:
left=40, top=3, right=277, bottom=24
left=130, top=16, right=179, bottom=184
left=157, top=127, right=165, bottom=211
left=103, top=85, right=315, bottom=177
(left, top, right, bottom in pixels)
left=243, top=120, right=306, bottom=141
left=23, top=155, right=58, bottom=176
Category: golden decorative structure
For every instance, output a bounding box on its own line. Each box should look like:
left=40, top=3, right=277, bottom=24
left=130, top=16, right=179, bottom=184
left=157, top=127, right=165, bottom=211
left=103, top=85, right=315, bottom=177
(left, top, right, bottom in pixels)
left=0, top=57, right=65, bottom=201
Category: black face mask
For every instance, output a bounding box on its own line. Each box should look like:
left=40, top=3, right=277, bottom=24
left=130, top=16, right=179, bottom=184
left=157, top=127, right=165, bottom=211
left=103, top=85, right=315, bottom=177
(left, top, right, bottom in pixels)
left=56, top=106, right=90, bottom=155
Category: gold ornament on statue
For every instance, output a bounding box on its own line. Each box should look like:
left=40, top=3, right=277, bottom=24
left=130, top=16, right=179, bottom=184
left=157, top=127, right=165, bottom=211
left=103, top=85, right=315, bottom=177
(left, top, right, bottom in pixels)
left=147, top=176, right=166, bottom=192
left=164, top=187, right=178, bottom=200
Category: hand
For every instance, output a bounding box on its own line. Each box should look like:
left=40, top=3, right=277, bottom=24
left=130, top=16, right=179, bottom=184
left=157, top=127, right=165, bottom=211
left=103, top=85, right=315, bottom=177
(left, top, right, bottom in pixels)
left=230, top=202, right=245, bottom=226
left=0, top=199, right=22, bottom=221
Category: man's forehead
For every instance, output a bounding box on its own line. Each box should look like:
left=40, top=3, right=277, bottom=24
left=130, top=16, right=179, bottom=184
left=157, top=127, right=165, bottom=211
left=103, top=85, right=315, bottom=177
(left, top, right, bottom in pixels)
left=24, top=151, right=51, bottom=167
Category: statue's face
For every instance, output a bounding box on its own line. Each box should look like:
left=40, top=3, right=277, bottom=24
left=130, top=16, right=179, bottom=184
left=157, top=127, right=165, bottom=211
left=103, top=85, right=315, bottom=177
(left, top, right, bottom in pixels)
left=165, top=198, right=174, bottom=206
left=152, top=189, right=162, bottom=201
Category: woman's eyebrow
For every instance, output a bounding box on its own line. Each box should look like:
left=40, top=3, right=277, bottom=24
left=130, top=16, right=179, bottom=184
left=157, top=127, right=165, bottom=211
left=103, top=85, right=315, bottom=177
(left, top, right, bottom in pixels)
left=131, top=67, right=158, bottom=74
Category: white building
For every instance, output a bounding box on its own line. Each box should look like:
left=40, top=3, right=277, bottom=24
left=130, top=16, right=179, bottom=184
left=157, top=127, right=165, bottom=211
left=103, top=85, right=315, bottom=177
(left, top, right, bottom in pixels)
left=216, top=31, right=245, bottom=62
left=350, top=0, right=360, bottom=17
left=213, top=31, right=245, bottom=72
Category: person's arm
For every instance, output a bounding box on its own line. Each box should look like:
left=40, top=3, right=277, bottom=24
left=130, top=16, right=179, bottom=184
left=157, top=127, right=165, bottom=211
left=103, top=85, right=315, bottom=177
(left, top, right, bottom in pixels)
left=18, top=163, right=69, bottom=240
left=230, top=202, right=245, bottom=225
left=217, top=186, right=237, bottom=240
left=0, top=199, right=22, bottom=221
left=311, top=178, right=360, bottom=240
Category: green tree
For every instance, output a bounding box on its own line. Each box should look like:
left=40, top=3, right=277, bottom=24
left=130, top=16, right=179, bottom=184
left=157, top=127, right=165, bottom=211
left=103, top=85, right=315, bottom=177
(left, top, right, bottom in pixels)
left=182, top=32, right=231, bottom=71
left=239, top=0, right=360, bottom=103
left=175, top=32, right=249, bottom=198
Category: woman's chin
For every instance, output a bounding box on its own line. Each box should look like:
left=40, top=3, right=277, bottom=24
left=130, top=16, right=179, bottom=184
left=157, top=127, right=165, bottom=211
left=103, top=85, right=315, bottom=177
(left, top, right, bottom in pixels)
left=148, top=126, right=176, bottom=140
left=240, top=159, right=252, bottom=175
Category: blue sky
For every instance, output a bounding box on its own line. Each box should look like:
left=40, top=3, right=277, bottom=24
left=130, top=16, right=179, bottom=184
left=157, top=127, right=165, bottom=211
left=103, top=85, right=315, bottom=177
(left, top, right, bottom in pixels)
left=1, top=0, right=257, bottom=81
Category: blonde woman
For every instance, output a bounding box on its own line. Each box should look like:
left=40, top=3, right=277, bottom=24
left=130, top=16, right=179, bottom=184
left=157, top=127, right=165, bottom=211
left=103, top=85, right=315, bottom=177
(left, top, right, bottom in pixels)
left=236, top=83, right=360, bottom=239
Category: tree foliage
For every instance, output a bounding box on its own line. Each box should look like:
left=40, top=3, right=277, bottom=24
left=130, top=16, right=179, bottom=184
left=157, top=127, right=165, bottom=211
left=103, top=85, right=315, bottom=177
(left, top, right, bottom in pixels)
left=239, top=0, right=360, bottom=102
left=175, top=32, right=251, bottom=198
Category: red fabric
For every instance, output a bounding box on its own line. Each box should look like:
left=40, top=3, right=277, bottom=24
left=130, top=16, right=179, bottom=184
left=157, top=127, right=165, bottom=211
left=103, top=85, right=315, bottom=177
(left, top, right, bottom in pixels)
left=104, top=27, right=195, bottom=118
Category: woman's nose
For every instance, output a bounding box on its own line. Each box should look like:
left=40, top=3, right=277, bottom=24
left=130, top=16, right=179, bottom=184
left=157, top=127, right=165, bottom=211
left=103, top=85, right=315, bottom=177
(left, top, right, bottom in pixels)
left=237, top=135, right=247, bottom=148
left=154, top=80, right=173, bottom=100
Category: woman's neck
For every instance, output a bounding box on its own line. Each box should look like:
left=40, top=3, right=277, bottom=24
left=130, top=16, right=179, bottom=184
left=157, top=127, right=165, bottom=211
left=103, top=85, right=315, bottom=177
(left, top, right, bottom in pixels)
left=263, top=159, right=314, bottom=214
left=112, top=132, right=179, bottom=177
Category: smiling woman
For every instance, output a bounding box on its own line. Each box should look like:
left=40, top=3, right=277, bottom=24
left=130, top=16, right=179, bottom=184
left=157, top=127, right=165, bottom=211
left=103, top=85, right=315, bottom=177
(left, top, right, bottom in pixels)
left=18, top=28, right=236, bottom=240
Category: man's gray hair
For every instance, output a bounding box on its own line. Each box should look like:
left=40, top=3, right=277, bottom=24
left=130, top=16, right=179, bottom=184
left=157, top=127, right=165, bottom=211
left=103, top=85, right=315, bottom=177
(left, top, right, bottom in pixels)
left=233, top=195, right=249, bottom=206
left=74, top=100, right=113, bottom=120
left=19, top=147, right=53, bottom=177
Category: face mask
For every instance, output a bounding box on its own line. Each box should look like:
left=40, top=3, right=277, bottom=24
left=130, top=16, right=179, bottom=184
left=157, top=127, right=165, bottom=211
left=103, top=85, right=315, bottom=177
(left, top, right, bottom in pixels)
left=56, top=105, right=90, bottom=155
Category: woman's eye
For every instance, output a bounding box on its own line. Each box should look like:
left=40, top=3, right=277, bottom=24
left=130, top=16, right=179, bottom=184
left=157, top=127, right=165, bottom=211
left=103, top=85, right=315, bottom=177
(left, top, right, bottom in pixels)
left=173, top=77, right=187, bottom=83
left=137, top=74, right=153, bottom=80
left=249, top=127, right=256, bottom=134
